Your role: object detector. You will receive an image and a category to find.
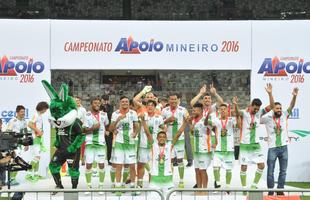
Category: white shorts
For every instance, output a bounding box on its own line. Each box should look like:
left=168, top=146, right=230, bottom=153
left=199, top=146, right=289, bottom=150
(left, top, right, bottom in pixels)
left=213, top=151, right=234, bottom=170
left=138, top=147, right=151, bottom=164
left=239, top=143, right=264, bottom=165
left=173, top=140, right=185, bottom=159
left=32, top=144, right=41, bottom=157
left=111, top=143, right=136, bottom=164
left=194, top=152, right=212, bottom=170
left=85, top=145, right=106, bottom=164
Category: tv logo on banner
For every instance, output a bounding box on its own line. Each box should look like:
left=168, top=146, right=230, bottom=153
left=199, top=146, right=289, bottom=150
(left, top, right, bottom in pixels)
left=258, top=57, right=310, bottom=83
left=0, top=55, right=45, bottom=83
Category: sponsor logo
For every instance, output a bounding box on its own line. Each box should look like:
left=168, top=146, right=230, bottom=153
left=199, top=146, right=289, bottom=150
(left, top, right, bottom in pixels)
left=0, top=55, right=45, bottom=83
left=290, top=130, right=310, bottom=142
left=0, top=108, right=29, bottom=123
left=289, top=108, right=299, bottom=119
left=258, top=57, right=309, bottom=83
left=115, top=36, right=221, bottom=54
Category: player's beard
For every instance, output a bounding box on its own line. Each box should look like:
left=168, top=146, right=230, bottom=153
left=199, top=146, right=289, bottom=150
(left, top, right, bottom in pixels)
left=274, top=111, right=282, bottom=118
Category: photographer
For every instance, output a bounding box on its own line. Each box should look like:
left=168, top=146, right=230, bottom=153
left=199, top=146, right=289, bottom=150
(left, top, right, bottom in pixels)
left=6, top=105, right=29, bottom=186
left=0, top=119, right=12, bottom=188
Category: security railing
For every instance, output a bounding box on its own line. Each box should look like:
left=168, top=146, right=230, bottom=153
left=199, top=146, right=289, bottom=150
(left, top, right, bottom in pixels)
left=166, top=188, right=310, bottom=200
left=1, top=188, right=310, bottom=200
left=0, top=188, right=165, bottom=200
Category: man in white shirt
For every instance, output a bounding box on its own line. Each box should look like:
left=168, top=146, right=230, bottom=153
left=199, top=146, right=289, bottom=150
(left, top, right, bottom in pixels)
left=261, top=87, right=298, bottom=196
left=6, top=105, right=29, bottom=185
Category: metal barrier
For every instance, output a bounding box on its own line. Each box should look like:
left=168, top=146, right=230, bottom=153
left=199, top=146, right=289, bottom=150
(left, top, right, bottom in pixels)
left=166, top=188, right=310, bottom=200
left=0, top=188, right=165, bottom=200
left=1, top=188, right=310, bottom=200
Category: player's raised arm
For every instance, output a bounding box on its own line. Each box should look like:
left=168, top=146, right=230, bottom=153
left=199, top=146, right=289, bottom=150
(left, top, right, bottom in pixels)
left=265, top=83, right=275, bottom=110
left=190, top=84, right=207, bottom=107
left=288, top=87, right=299, bottom=112
left=133, top=85, right=152, bottom=109
left=232, top=96, right=242, bottom=118
left=210, top=83, right=224, bottom=107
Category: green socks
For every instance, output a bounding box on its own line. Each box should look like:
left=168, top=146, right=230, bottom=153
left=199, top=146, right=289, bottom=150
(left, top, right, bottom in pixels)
left=214, top=167, right=220, bottom=182
left=178, top=163, right=184, bottom=180
left=240, top=171, right=247, bottom=187
left=85, top=168, right=92, bottom=185
left=110, top=167, right=115, bottom=184
left=98, top=168, right=105, bottom=184
left=226, top=170, right=232, bottom=186
left=144, top=163, right=150, bottom=173
left=137, top=179, right=143, bottom=187
left=122, top=168, right=129, bottom=184
left=252, top=169, right=263, bottom=188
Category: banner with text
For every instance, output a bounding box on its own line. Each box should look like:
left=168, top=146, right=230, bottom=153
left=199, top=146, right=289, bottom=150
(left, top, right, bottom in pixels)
left=0, top=19, right=51, bottom=180
left=251, top=20, right=310, bottom=181
left=51, top=20, right=251, bottom=70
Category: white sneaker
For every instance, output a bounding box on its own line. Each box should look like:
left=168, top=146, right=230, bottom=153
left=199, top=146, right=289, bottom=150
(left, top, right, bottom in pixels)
left=98, top=184, right=104, bottom=195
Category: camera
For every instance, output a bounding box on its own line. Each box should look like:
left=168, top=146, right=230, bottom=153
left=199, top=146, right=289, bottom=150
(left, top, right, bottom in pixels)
left=0, top=129, right=33, bottom=153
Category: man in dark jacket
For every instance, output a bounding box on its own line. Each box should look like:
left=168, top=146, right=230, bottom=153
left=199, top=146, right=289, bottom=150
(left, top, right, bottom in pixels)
left=100, top=95, right=114, bottom=165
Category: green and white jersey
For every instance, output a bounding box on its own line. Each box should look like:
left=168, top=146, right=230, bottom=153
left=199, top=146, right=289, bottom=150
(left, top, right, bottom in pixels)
left=7, top=117, right=27, bottom=133
left=206, top=113, right=217, bottom=146
left=139, top=113, right=164, bottom=149
left=213, top=117, right=236, bottom=152
left=77, top=106, right=87, bottom=123
left=203, top=103, right=217, bottom=117
left=84, top=111, right=109, bottom=146
left=240, top=108, right=268, bottom=144
left=111, top=109, right=138, bottom=145
left=192, top=116, right=212, bottom=153
left=29, top=112, right=43, bottom=133
left=261, top=110, right=291, bottom=148
left=151, top=142, right=173, bottom=177
left=29, top=112, right=44, bottom=145
left=162, top=106, right=188, bottom=141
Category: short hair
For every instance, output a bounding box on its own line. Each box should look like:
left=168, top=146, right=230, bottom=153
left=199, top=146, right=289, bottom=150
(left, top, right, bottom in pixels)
left=74, top=96, right=81, bottom=100
left=220, top=103, right=228, bottom=108
left=101, top=95, right=109, bottom=101
left=251, top=98, right=262, bottom=107
left=16, top=105, right=25, bottom=113
left=193, top=103, right=203, bottom=109
left=168, top=93, right=179, bottom=99
left=157, top=131, right=167, bottom=137
left=0, top=118, right=2, bottom=124
left=160, top=97, right=168, bottom=102
left=120, top=96, right=129, bottom=101
left=147, top=99, right=157, bottom=107
left=90, top=96, right=101, bottom=104
left=275, top=102, right=282, bottom=106
left=36, top=101, right=49, bottom=111
left=204, top=93, right=211, bottom=97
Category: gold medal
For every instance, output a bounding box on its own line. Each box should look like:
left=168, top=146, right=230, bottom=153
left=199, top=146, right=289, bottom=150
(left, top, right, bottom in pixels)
left=250, top=122, right=255, bottom=129
left=221, top=128, right=227, bottom=136
left=273, top=116, right=281, bottom=135
left=160, top=158, right=164, bottom=164
left=220, top=118, right=228, bottom=136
